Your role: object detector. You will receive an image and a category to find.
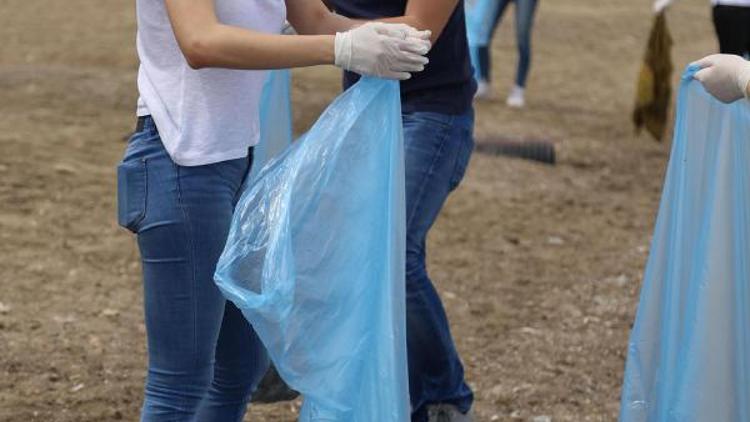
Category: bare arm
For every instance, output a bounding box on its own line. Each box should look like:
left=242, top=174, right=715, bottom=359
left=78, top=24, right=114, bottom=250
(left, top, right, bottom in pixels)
left=285, top=0, right=355, bottom=35
left=284, top=0, right=452, bottom=44
left=378, top=0, right=460, bottom=43
left=165, top=0, right=335, bottom=69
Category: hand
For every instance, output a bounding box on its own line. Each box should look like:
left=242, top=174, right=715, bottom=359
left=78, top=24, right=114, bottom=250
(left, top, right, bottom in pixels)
left=334, top=22, right=431, bottom=80
left=691, top=54, right=750, bottom=104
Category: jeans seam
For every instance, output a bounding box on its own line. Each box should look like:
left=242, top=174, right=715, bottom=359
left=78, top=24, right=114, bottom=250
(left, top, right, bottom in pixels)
left=174, top=163, right=199, bottom=377
left=405, top=114, right=456, bottom=229
left=118, top=156, right=149, bottom=233
left=448, top=123, right=474, bottom=191
left=131, top=158, right=149, bottom=232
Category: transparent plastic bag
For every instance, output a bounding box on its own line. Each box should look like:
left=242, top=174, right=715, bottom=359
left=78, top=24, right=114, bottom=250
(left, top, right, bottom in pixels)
left=215, top=78, right=409, bottom=421
left=251, top=69, right=293, bottom=181
left=620, top=66, right=750, bottom=421
left=464, top=0, right=499, bottom=78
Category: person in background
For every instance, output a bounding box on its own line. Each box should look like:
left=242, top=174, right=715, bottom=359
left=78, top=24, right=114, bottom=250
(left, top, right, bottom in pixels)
left=693, top=53, right=750, bottom=103
left=326, top=1, right=476, bottom=421
left=712, top=0, right=750, bottom=58
left=474, top=0, right=538, bottom=107
left=120, top=0, right=429, bottom=420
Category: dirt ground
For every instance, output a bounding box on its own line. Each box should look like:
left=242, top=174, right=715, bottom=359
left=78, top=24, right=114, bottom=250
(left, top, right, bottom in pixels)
left=0, top=0, right=719, bottom=420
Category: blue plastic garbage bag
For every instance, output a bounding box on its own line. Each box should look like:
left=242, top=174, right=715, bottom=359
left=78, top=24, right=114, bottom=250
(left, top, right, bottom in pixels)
left=620, top=66, right=750, bottom=421
left=215, top=78, right=409, bottom=421
left=465, top=0, right=500, bottom=79
left=252, top=69, right=293, bottom=181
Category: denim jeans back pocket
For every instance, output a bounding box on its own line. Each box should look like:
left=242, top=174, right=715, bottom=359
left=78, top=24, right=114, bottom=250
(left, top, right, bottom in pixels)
left=117, top=158, right=148, bottom=233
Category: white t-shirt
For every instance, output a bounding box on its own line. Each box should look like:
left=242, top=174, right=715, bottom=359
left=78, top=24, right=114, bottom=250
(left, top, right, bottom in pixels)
left=136, top=0, right=286, bottom=166
left=712, top=0, right=750, bottom=6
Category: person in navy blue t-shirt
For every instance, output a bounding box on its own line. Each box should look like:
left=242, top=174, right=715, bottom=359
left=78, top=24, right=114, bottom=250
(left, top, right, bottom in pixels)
left=328, top=1, right=477, bottom=421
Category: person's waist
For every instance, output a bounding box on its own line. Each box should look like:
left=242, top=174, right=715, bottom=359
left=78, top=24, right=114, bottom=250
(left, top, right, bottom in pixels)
left=345, top=72, right=474, bottom=95
left=135, top=115, right=157, bottom=134
left=401, top=77, right=477, bottom=109
left=400, top=80, right=475, bottom=97
left=401, top=92, right=475, bottom=115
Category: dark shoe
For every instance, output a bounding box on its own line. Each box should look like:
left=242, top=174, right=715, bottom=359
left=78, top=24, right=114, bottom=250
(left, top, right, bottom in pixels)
left=427, top=404, right=473, bottom=422
left=250, top=365, right=300, bottom=404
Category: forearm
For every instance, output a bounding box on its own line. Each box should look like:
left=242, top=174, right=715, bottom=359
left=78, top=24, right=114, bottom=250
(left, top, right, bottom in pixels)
left=378, top=0, right=459, bottom=43
left=286, top=0, right=356, bottom=35
left=292, top=11, right=355, bottom=34
left=185, top=24, right=335, bottom=69
left=167, top=0, right=337, bottom=69
left=378, top=16, right=428, bottom=32
left=306, top=13, right=355, bottom=35
left=165, top=0, right=429, bottom=77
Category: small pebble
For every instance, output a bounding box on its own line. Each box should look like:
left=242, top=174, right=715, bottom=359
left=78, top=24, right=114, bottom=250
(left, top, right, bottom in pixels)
left=53, top=315, right=76, bottom=324
left=53, top=162, right=78, bottom=175
left=488, top=384, right=504, bottom=398
left=547, top=236, right=564, bottom=245
left=519, top=326, right=541, bottom=336
left=605, top=274, right=630, bottom=286
left=100, top=308, right=119, bottom=317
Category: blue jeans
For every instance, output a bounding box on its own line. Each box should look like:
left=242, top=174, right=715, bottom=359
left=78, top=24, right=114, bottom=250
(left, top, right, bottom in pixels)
left=478, top=0, right=538, bottom=87
left=403, top=109, right=475, bottom=421
left=117, top=117, right=269, bottom=422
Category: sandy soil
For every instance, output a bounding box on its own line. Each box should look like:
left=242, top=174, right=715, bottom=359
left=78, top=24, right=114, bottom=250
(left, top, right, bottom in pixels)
left=0, top=0, right=719, bottom=420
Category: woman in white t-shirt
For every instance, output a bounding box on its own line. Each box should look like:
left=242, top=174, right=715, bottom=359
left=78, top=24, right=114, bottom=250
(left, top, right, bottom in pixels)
left=117, top=1, right=430, bottom=420
left=712, top=0, right=750, bottom=57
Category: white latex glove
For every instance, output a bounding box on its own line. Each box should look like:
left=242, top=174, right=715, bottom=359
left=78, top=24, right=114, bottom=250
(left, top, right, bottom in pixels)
left=691, top=54, right=750, bottom=104
left=653, top=0, right=672, bottom=13
left=335, top=22, right=431, bottom=80
left=366, top=22, right=432, bottom=47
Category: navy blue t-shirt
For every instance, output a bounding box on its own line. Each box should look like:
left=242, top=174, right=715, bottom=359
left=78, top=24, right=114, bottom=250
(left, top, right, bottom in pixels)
left=330, top=0, right=477, bottom=115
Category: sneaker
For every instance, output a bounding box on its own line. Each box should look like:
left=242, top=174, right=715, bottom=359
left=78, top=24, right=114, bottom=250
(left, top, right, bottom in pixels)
left=474, top=79, right=492, bottom=100
left=506, top=85, right=526, bottom=108
left=426, top=404, right=474, bottom=422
